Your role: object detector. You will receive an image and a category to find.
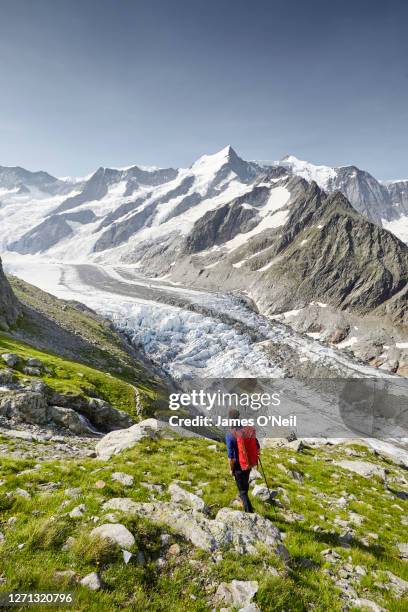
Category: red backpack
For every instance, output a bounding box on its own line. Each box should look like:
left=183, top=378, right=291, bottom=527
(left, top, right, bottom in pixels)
left=233, top=426, right=259, bottom=470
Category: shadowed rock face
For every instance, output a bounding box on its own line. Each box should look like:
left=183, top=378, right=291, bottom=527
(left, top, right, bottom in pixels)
left=9, top=210, right=97, bottom=255
left=0, top=257, right=20, bottom=330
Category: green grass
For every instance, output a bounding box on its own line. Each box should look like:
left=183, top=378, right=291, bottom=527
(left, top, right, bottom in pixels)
left=0, top=332, right=148, bottom=416
left=0, top=436, right=407, bottom=611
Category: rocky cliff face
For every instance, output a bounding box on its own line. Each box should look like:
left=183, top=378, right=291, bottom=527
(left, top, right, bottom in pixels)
left=0, top=257, right=20, bottom=330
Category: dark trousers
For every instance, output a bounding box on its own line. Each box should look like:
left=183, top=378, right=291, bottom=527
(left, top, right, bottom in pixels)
left=234, top=469, right=253, bottom=513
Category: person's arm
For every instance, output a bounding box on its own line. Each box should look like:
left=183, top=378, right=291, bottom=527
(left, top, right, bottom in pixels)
left=226, top=432, right=236, bottom=476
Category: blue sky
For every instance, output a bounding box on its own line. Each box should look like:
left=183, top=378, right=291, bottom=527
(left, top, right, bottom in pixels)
left=0, top=0, right=407, bottom=179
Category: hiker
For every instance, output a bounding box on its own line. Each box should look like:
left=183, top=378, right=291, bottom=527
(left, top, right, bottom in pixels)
left=226, top=409, right=260, bottom=513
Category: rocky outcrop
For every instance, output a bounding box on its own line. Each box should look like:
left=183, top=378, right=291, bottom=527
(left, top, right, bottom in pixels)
left=0, top=257, right=20, bottom=330
left=0, top=383, right=134, bottom=436
left=102, top=493, right=283, bottom=554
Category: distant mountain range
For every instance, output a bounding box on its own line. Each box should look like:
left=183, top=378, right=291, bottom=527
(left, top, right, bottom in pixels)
left=1, top=146, right=407, bottom=341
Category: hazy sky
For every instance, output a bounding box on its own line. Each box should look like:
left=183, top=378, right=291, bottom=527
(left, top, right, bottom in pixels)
left=0, top=0, right=407, bottom=179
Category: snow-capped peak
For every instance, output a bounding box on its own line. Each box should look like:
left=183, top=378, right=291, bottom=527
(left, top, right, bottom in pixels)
left=191, top=145, right=236, bottom=173
left=279, top=154, right=337, bottom=189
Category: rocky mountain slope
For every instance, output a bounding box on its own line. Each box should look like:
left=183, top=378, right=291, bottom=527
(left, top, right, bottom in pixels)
left=0, top=258, right=20, bottom=331
left=0, top=418, right=407, bottom=611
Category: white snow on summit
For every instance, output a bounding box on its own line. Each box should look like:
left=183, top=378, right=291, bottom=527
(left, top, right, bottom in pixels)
left=279, top=155, right=337, bottom=189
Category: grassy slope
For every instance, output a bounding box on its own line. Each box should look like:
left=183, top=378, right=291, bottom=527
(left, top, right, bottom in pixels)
left=3, top=275, right=168, bottom=415
left=0, top=435, right=406, bottom=611
left=0, top=333, right=138, bottom=415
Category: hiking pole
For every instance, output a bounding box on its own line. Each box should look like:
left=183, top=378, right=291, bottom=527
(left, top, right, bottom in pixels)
left=258, top=456, right=276, bottom=503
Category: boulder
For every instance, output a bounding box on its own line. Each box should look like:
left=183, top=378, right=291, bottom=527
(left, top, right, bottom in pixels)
left=169, top=483, right=208, bottom=513
left=214, top=580, right=259, bottom=608
left=0, top=391, right=48, bottom=424
left=83, top=398, right=134, bottom=431
left=1, top=353, right=19, bottom=367
left=48, top=406, right=98, bottom=435
left=90, top=523, right=135, bottom=549
left=95, top=418, right=166, bottom=460
left=334, top=460, right=387, bottom=481
left=111, top=472, right=134, bottom=487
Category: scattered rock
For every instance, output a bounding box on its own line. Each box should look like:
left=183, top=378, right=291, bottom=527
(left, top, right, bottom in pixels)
left=111, top=472, right=134, bottom=487
left=95, top=480, right=106, bottom=489
left=397, top=542, right=408, bottom=560
left=54, top=570, right=78, bottom=585
left=214, top=580, right=259, bottom=608
left=252, top=484, right=272, bottom=502
left=90, top=523, right=135, bottom=549
left=26, top=357, right=43, bottom=368
left=80, top=572, right=102, bottom=591
left=168, top=543, right=180, bottom=556
left=333, top=460, right=386, bottom=481
left=65, top=487, right=82, bottom=498
left=1, top=353, right=19, bottom=367
left=350, top=598, right=385, bottom=611
left=169, top=483, right=209, bottom=513
left=69, top=504, right=86, bottom=518
left=15, top=488, right=31, bottom=499
left=23, top=367, right=42, bottom=376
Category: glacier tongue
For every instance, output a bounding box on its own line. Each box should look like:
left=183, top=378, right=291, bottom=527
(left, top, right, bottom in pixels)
left=3, top=257, right=388, bottom=381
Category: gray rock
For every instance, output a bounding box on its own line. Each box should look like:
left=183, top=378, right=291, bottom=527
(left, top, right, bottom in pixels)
left=111, top=472, right=134, bottom=487
left=48, top=405, right=98, bottom=435
left=397, top=542, right=408, bottom=560
left=23, top=367, right=41, bottom=376
left=54, top=570, right=78, bottom=584
left=26, top=357, right=43, bottom=368
left=80, top=572, right=102, bottom=591
left=84, top=397, right=134, bottom=431
left=214, top=580, right=259, bottom=608
left=168, top=483, right=208, bottom=512
left=0, top=369, right=14, bottom=385
left=64, top=487, right=82, bottom=498
left=333, top=460, right=387, bottom=481
left=15, top=488, right=31, bottom=499
left=90, top=523, right=135, bottom=549
left=1, top=353, right=19, bottom=367
left=95, top=418, right=164, bottom=460
left=350, top=598, right=385, bottom=611
left=252, top=484, right=271, bottom=501
left=69, top=504, right=86, bottom=518
left=385, top=570, right=408, bottom=594
left=0, top=391, right=48, bottom=424
left=102, top=498, right=282, bottom=554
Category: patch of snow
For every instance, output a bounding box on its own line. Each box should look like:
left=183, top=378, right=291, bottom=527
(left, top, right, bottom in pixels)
left=396, top=342, right=408, bottom=349
left=222, top=186, right=290, bottom=252
left=382, top=216, right=408, bottom=244
left=337, top=336, right=358, bottom=349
